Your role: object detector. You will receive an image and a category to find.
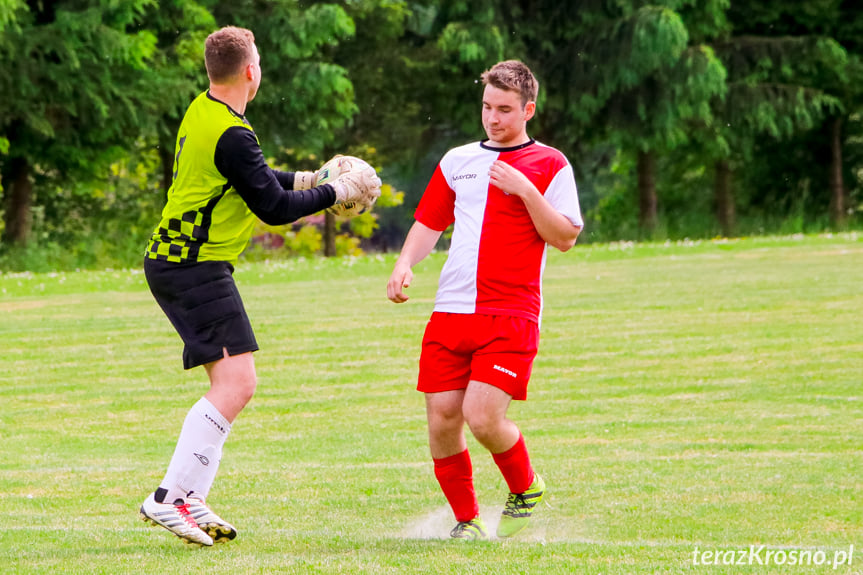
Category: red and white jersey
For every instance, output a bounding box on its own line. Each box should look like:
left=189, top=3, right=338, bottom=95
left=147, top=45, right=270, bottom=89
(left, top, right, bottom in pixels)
left=415, top=139, right=582, bottom=324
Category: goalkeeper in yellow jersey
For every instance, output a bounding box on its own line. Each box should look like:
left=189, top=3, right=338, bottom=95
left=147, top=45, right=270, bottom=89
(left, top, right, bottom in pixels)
left=138, top=26, right=380, bottom=547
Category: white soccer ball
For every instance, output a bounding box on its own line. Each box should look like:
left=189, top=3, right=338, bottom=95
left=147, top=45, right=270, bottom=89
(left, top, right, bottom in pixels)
left=318, top=155, right=376, bottom=217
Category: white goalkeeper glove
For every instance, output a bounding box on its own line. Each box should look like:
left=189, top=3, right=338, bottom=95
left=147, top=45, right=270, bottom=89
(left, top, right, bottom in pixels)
left=331, top=167, right=382, bottom=207
left=293, top=171, right=317, bottom=190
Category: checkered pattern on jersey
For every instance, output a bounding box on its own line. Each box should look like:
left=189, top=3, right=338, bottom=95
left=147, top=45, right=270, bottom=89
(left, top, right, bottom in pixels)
left=147, top=192, right=224, bottom=263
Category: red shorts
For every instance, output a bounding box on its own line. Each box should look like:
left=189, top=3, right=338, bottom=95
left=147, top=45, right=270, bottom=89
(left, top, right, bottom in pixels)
left=418, top=312, right=539, bottom=401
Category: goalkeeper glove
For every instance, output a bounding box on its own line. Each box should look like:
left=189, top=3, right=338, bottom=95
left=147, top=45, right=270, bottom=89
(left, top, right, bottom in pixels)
left=332, top=168, right=382, bottom=206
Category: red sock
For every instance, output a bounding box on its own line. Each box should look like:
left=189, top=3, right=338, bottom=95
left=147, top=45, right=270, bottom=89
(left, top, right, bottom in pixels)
left=433, top=449, right=479, bottom=522
left=492, top=434, right=534, bottom=494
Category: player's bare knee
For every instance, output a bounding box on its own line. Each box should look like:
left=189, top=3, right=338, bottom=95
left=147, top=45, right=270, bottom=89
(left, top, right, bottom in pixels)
left=428, top=408, right=463, bottom=437
left=237, top=376, right=257, bottom=405
left=464, top=411, right=498, bottom=444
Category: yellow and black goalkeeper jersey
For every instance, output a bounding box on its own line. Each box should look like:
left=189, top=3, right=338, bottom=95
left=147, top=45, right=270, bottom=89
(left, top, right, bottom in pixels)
left=146, top=91, right=336, bottom=263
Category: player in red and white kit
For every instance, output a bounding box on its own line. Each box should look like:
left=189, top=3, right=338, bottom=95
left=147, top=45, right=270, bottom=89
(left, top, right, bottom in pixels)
left=387, top=60, right=583, bottom=539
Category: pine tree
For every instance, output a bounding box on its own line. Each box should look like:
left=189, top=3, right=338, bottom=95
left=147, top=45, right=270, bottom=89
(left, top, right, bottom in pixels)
left=529, top=1, right=727, bottom=236
left=708, top=0, right=846, bottom=235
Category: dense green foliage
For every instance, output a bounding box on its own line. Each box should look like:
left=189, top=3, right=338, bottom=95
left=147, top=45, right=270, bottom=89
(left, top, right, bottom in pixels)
left=0, top=0, right=861, bottom=270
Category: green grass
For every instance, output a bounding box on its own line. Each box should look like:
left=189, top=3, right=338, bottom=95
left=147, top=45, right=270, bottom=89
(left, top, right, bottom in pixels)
left=1, top=233, right=862, bottom=574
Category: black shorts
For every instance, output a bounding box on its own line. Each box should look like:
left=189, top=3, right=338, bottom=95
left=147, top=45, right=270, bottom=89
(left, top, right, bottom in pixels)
left=144, top=258, right=259, bottom=370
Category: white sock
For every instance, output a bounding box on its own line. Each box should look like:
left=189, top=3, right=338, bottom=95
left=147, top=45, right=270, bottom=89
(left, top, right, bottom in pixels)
left=159, top=397, right=231, bottom=503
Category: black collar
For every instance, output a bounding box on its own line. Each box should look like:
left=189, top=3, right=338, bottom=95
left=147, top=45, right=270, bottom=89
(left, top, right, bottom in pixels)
left=480, top=138, right=535, bottom=152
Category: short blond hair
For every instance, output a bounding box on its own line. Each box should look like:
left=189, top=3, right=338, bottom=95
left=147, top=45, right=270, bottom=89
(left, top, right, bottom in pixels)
left=204, top=26, right=256, bottom=83
left=480, top=60, right=538, bottom=108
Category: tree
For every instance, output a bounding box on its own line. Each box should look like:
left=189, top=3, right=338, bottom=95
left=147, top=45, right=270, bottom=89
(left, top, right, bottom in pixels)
left=0, top=0, right=197, bottom=247
left=711, top=39, right=843, bottom=234
left=710, top=0, right=848, bottom=234
left=820, top=0, right=863, bottom=228
left=572, top=2, right=726, bottom=237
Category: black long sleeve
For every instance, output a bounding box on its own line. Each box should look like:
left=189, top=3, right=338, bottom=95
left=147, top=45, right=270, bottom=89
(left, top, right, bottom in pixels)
left=272, top=169, right=296, bottom=190
left=214, top=126, right=335, bottom=225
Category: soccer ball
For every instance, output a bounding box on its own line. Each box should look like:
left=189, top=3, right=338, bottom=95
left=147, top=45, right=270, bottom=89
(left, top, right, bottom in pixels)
left=318, top=155, right=376, bottom=217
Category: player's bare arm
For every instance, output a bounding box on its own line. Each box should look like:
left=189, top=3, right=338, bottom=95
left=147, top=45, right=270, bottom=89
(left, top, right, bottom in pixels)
left=387, top=221, right=443, bottom=303
left=488, top=160, right=581, bottom=251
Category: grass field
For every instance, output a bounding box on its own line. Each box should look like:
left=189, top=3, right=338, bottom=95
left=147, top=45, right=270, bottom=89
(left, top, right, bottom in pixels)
left=1, top=233, right=862, bottom=574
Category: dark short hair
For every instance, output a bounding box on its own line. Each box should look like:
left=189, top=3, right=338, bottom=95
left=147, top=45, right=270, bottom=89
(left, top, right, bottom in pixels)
left=480, top=60, right=539, bottom=108
left=204, top=26, right=255, bottom=83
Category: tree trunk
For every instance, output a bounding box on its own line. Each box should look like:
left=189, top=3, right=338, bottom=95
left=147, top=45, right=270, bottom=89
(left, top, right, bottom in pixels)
left=324, top=210, right=336, bottom=256
left=637, top=150, right=657, bottom=235
left=3, top=156, right=33, bottom=246
left=828, top=116, right=847, bottom=229
left=715, top=159, right=735, bottom=237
